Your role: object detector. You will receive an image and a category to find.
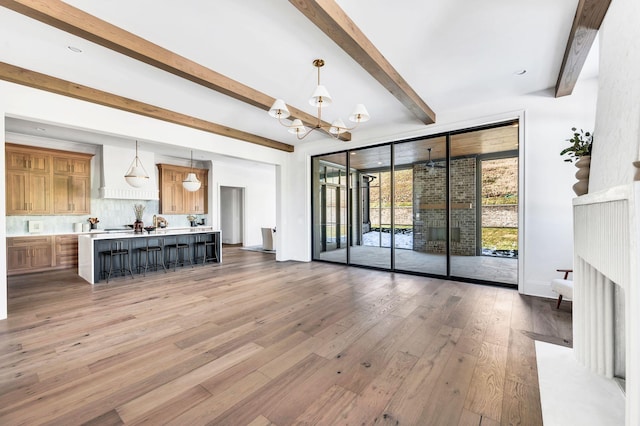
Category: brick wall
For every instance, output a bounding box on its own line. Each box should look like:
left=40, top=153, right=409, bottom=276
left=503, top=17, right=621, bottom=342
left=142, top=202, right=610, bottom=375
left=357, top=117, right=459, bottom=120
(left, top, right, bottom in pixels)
left=413, top=158, right=476, bottom=255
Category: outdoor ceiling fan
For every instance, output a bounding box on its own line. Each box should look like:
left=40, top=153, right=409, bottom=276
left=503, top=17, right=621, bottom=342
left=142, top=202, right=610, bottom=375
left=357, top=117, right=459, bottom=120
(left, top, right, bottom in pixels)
left=426, top=148, right=446, bottom=169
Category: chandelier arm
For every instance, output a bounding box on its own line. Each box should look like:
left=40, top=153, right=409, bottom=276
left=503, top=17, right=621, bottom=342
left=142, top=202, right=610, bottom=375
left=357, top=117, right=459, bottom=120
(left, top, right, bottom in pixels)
left=275, top=115, right=295, bottom=128
left=295, top=127, right=317, bottom=140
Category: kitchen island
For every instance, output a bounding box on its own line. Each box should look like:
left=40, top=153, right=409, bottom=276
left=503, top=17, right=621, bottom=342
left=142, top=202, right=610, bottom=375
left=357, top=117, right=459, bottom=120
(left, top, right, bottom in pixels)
left=78, top=227, right=221, bottom=284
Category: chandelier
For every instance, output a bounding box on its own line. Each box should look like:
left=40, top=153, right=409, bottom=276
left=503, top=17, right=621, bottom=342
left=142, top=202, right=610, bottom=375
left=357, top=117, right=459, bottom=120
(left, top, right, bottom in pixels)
left=268, top=59, right=370, bottom=140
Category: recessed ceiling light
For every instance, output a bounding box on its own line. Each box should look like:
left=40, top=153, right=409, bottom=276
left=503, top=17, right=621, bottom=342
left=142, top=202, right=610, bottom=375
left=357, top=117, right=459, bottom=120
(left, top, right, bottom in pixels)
left=35, top=127, right=46, bottom=132
left=514, top=69, right=527, bottom=76
left=350, top=152, right=356, bottom=155
left=377, top=161, right=382, bottom=165
left=67, top=45, right=83, bottom=53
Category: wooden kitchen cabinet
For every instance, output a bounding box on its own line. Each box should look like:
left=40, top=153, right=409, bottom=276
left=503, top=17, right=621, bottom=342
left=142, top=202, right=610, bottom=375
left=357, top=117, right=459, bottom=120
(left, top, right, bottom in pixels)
left=54, top=234, right=79, bottom=269
left=7, top=234, right=80, bottom=275
left=158, top=164, right=208, bottom=214
left=6, top=170, right=51, bottom=215
left=5, top=143, right=92, bottom=216
left=7, top=236, right=54, bottom=275
left=6, top=147, right=50, bottom=172
left=53, top=156, right=90, bottom=176
left=53, top=175, right=90, bottom=214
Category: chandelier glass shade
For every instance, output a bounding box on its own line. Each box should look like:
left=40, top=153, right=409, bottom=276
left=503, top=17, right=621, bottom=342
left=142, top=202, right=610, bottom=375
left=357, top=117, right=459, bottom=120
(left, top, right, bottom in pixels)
left=268, top=59, right=369, bottom=140
left=182, top=150, right=201, bottom=192
left=124, top=140, right=149, bottom=188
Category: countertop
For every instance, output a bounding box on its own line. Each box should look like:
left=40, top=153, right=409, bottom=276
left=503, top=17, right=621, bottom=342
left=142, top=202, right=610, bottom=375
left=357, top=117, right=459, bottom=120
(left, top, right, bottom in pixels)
left=78, top=227, right=219, bottom=240
left=8, top=226, right=214, bottom=238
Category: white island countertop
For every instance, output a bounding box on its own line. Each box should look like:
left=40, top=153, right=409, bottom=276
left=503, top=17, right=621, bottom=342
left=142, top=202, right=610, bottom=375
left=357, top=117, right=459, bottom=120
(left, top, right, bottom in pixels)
left=80, top=226, right=219, bottom=240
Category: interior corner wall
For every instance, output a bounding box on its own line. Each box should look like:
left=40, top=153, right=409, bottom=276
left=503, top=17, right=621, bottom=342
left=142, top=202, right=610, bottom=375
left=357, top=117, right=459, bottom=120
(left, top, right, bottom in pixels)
left=0, top=111, right=7, bottom=320
left=589, top=0, right=640, bottom=191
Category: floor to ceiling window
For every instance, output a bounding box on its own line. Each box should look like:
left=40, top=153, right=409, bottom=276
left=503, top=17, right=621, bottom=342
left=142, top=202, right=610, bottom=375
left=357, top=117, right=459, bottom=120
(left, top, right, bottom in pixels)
left=311, top=120, right=519, bottom=286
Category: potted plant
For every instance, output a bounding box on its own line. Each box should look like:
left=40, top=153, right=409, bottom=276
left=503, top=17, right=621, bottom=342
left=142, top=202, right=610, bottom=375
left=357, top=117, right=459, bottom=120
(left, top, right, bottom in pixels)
left=560, top=127, right=593, bottom=162
left=561, top=127, right=593, bottom=195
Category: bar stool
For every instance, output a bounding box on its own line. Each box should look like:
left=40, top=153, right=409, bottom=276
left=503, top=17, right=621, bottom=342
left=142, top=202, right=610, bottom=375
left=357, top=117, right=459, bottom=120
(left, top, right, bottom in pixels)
left=100, top=240, right=134, bottom=283
left=195, top=233, right=218, bottom=265
left=167, top=235, right=193, bottom=271
left=137, top=237, right=167, bottom=276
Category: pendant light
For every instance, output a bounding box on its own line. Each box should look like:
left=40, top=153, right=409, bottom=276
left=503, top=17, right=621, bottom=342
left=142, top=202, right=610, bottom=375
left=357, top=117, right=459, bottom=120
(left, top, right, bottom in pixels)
left=182, top=150, right=201, bottom=192
left=124, top=140, right=149, bottom=188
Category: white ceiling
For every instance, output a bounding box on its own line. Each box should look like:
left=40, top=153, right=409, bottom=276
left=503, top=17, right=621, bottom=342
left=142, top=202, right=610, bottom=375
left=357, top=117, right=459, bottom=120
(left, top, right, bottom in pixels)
left=0, top=0, right=598, bottom=158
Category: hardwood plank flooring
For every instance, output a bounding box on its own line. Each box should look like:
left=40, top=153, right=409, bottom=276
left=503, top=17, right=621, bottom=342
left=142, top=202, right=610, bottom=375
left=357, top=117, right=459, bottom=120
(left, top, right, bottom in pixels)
left=0, top=247, right=571, bottom=425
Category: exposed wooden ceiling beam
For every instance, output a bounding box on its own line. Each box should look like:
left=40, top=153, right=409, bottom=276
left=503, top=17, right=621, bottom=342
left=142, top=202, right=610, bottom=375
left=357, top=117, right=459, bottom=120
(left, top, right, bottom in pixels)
left=0, top=62, right=295, bottom=152
left=555, top=0, right=611, bottom=97
left=0, top=0, right=350, bottom=141
left=289, top=0, right=436, bottom=125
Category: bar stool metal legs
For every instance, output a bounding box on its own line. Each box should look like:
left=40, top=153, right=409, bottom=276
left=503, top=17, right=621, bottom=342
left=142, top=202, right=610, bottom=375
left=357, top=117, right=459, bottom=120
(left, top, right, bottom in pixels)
left=137, top=237, right=167, bottom=276
left=195, top=233, right=218, bottom=265
left=167, top=236, right=193, bottom=271
left=100, top=239, right=134, bottom=283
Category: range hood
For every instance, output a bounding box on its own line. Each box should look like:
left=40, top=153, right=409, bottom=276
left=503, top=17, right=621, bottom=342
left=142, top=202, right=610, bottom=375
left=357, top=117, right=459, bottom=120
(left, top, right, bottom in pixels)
left=99, top=145, right=159, bottom=200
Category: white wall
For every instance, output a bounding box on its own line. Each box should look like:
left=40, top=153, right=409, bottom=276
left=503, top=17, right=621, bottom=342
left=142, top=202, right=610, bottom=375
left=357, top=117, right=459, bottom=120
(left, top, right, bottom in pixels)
left=0, top=97, right=6, bottom=319
left=220, top=186, right=244, bottom=244
left=285, top=78, right=599, bottom=298
left=588, top=1, right=640, bottom=424
left=212, top=160, right=276, bottom=248
left=589, top=0, right=640, bottom=192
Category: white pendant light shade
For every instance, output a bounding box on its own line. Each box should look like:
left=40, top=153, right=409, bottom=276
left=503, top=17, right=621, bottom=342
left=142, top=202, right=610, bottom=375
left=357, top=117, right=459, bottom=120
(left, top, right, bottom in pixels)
left=182, top=172, right=201, bottom=192
left=124, top=166, right=149, bottom=188
left=288, top=119, right=307, bottom=135
left=329, top=119, right=347, bottom=135
left=182, top=150, right=201, bottom=192
left=309, top=85, right=332, bottom=108
left=268, top=99, right=290, bottom=119
left=349, top=104, right=370, bottom=123
left=124, top=140, right=149, bottom=188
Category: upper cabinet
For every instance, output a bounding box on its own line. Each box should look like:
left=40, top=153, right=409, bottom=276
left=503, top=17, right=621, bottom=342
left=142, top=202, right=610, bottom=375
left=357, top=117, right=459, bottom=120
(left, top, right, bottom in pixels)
left=53, top=156, right=90, bottom=176
left=157, top=164, right=208, bottom=215
left=5, top=143, right=92, bottom=216
left=6, top=148, right=50, bottom=173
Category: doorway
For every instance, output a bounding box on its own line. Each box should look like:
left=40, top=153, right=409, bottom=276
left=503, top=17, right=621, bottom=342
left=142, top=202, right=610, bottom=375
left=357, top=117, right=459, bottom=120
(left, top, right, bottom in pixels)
left=220, top=186, right=244, bottom=245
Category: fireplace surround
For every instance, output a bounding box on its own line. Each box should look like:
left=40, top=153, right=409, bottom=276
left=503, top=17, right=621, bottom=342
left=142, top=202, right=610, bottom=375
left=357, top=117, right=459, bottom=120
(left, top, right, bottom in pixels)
left=573, top=183, right=639, bottom=425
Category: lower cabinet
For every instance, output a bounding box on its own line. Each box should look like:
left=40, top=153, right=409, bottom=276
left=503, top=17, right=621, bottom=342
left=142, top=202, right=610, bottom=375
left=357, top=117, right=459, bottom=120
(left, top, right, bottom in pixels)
left=7, top=234, right=79, bottom=276
left=7, top=236, right=53, bottom=275
left=54, top=235, right=79, bottom=269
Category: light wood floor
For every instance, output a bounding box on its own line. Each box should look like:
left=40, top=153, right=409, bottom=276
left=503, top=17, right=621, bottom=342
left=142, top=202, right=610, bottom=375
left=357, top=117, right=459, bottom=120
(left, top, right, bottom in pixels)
left=0, top=247, right=571, bottom=425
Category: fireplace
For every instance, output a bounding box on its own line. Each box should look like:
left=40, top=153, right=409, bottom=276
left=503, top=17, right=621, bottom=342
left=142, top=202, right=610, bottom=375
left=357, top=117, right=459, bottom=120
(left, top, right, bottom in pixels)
left=573, top=183, right=639, bottom=425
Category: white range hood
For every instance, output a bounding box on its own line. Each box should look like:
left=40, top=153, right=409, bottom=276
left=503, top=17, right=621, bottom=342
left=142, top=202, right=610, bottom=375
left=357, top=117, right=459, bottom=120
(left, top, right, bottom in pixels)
left=99, top=145, right=159, bottom=200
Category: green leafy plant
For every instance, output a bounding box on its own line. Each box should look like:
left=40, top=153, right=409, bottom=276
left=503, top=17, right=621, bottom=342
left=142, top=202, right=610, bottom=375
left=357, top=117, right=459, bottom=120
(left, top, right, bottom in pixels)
left=560, top=127, right=593, bottom=162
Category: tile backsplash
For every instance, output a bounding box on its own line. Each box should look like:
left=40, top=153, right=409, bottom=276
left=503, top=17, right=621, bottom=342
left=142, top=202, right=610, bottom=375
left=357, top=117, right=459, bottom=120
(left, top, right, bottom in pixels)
left=6, top=199, right=207, bottom=236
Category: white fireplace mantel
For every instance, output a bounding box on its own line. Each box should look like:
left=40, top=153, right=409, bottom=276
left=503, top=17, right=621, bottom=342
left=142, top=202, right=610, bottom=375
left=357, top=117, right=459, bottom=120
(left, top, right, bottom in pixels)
left=573, top=182, right=639, bottom=425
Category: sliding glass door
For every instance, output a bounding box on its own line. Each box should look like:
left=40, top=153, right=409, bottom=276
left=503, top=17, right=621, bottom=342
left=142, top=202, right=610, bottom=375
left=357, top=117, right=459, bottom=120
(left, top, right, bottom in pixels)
left=312, top=121, right=519, bottom=286
left=349, top=145, right=391, bottom=269
left=312, top=153, right=348, bottom=264
left=393, top=136, right=447, bottom=276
